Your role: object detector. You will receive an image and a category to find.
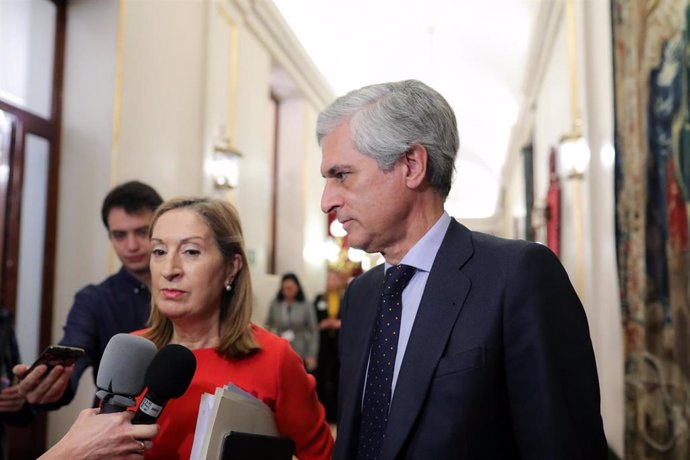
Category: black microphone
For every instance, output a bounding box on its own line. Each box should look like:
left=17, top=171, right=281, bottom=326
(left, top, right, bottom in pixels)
left=132, top=344, right=196, bottom=424
left=96, top=333, right=158, bottom=414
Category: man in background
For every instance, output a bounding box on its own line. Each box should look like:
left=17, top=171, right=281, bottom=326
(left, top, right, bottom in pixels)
left=16, top=181, right=163, bottom=407
left=317, top=80, right=607, bottom=459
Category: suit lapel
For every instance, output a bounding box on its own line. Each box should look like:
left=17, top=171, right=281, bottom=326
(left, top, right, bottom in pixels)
left=380, top=220, right=474, bottom=459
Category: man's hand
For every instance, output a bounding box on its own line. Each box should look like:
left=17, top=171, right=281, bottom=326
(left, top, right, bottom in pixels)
left=39, top=409, right=160, bottom=460
left=305, top=356, right=318, bottom=372
left=319, top=318, right=341, bottom=330
left=13, top=363, right=73, bottom=404
left=0, top=384, right=27, bottom=412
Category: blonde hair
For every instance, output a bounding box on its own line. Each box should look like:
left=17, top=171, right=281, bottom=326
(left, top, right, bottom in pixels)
left=144, top=197, right=259, bottom=357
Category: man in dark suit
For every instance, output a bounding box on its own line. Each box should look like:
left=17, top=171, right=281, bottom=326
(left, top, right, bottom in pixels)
left=317, top=79, right=607, bottom=459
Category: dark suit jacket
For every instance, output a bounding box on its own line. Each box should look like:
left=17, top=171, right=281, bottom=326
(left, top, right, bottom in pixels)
left=335, top=220, right=607, bottom=459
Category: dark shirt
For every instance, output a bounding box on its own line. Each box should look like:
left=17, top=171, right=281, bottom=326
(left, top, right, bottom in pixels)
left=55, top=267, right=151, bottom=407
left=0, top=306, right=34, bottom=460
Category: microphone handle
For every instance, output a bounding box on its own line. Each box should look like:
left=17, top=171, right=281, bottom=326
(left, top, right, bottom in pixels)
left=132, top=391, right=168, bottom=424
left=97, top=391, right=135, bottom=414
left=100, top=401, right=127, bottom=414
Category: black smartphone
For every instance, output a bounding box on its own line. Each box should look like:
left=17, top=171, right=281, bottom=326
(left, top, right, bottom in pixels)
left=220, top=432, right=295, bottom=460
left=26, top=345, right=85, bottom=375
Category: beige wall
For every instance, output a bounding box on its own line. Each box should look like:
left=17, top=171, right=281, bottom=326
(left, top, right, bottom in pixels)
left=581, top=0, right=623, bottom=454
left=118, top=0, right=206, bottom=196
left=274, top=99, right=328, bottom=300
left=51, top=0, right=120, bottom=443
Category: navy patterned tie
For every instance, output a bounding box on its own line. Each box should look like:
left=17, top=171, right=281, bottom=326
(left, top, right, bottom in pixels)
left=357, top=264, right=416, bottom=460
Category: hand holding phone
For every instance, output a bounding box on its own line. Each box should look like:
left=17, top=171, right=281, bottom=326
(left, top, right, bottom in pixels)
left=14, top=345, right=84, bottom=405
left=26, top=345, right=85, bottom=375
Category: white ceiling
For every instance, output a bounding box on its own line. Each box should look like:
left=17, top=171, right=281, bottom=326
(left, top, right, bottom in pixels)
left=272, top=0, right=540, bottom=219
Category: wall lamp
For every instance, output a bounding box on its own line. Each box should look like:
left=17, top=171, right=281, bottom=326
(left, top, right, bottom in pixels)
left=211, top=138, right=242, bottom=189
left=559, top=124, right=591, bottom=180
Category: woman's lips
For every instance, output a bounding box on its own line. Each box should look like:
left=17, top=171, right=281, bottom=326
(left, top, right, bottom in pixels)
left=161, top=289, right=186, bottom=299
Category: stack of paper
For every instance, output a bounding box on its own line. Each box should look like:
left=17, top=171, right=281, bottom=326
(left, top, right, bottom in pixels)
left=190, top=383, right=278, bottom=460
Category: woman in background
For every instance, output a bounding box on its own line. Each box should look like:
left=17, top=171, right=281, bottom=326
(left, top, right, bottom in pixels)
left=265, top=273, right=319, bottom=372
left=312, top=269, right=346, bottom=424
left=140, top=197, right=332, bottom=459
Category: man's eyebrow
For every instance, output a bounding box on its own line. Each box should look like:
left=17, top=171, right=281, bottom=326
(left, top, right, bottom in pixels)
left=110, top=225, right=149, bottom=234
left=323, top=164, right=349, bottom=178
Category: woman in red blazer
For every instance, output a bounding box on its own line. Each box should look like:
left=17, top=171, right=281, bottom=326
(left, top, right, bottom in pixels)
left=139, top=197, right=333, bottom=460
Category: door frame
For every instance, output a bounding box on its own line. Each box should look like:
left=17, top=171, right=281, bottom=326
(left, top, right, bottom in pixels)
left=0, top=0, right=66, bottom=456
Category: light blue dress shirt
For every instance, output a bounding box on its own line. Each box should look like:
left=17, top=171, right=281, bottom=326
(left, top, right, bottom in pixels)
left=385, top=211, right=451, bottom=397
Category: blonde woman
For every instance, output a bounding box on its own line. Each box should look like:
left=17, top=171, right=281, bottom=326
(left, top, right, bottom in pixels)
left=138, top=197, right=333, bottom=459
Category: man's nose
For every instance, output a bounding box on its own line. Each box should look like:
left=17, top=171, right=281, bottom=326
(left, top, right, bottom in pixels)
left=321, top=180, right=340, bottom=214
left=125, top=233, right=140, bottom=250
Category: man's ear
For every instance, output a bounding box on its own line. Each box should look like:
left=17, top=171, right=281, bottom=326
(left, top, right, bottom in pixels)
left=403, top=144, right=428, bottom=189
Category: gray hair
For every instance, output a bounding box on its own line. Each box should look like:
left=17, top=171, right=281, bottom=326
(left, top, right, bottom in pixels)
left=316, top=79, right=459, bottom=198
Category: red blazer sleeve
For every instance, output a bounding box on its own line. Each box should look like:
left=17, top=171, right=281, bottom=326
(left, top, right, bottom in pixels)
left=273, top=341, right=334, bottom=459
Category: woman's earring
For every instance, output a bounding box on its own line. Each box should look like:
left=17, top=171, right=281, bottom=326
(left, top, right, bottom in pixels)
left=224, top=283, right=232, bottom=292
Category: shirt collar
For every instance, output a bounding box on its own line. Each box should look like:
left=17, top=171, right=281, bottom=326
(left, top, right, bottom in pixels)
left=118, top=266, right=148, bottom=293
left=385, top=211, right=451, bottom=273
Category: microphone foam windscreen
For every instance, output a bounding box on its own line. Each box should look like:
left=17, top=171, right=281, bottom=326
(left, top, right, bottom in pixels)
left=144, top=344, right=196, bottom=399
left=97, top=333, right=158, bottom=396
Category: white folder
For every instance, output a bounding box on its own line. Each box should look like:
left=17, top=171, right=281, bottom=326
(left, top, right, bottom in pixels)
left=190, top=384, right=279, bottom=460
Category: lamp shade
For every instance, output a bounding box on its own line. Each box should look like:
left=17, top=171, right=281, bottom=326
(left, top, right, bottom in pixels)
left=211, top=145, right=242, bottom=189
left=559, top=134, right=590, bottom=178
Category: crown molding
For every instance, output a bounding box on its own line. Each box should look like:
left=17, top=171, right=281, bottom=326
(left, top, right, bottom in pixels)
left=239, top=0, right=334, bottom=109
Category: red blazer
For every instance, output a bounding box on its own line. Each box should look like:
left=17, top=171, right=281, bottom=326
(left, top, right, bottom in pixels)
left=135, top=325, right=333, bottom=460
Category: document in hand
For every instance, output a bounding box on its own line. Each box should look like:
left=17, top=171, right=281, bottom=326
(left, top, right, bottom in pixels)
left=190, top=383, right=279, bottom=460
